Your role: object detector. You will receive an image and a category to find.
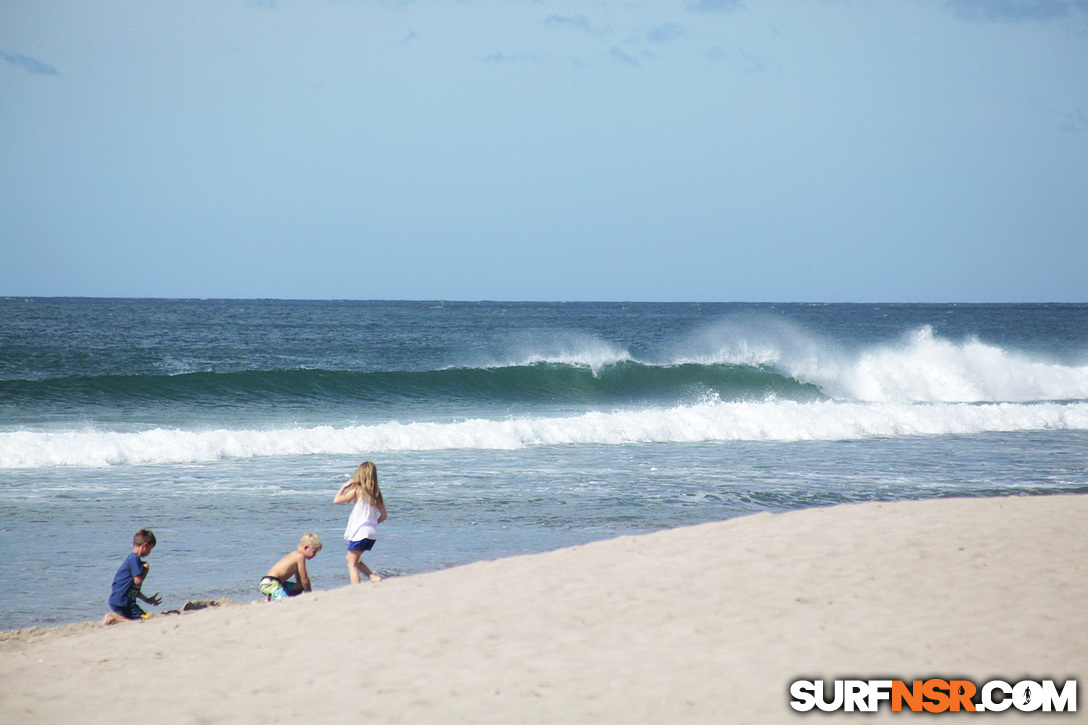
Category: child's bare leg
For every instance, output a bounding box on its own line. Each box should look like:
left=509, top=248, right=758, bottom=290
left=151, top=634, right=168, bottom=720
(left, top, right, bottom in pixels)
left=346, top=550, right=362, bottom=584
left=101, top=612, right=126, bottom=626
left=356, top=558, right=382, bottom=582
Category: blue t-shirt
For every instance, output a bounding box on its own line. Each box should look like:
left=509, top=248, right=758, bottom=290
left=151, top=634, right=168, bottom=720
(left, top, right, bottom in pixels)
left=108, top=552, right=145, bottom=608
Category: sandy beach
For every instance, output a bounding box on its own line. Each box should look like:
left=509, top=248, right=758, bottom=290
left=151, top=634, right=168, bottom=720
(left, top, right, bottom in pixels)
left=2, top=494, right=1084, bottom=723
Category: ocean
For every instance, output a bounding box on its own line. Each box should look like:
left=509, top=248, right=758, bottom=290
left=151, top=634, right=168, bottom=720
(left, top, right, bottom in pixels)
left=2, top=299, right=1087, bottom=630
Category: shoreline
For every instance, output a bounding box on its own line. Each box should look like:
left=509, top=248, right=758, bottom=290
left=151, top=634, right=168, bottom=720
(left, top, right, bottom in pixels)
left=2, top=494, right=1085, bottom=722
left=0, top=597, right=244, bottom=646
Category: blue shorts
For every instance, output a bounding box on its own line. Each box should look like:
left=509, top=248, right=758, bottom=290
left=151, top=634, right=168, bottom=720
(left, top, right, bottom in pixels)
left=109, top=601, right=145, bottom=620
left=348, top=538, right=376, bottom=552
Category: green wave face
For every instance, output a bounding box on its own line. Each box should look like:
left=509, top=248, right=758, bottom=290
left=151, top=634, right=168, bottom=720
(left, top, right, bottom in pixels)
left=0, top=361, right=826, bottom=413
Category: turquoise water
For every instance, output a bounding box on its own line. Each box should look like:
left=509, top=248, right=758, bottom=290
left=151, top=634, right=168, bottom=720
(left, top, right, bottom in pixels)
left=2, top=300, right=1087, bottom=629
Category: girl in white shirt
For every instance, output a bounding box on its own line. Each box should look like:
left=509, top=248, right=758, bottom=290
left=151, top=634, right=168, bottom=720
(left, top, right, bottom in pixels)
left=333, top=461, right=388, bottom=583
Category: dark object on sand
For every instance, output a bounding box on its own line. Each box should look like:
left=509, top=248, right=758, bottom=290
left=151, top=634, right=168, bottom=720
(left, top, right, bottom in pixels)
left=182, top=600, right=222, bottom=611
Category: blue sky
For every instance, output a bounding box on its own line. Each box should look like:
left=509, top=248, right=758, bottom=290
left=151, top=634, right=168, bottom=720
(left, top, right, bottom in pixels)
left=2, top=0, right=1086, bottom=302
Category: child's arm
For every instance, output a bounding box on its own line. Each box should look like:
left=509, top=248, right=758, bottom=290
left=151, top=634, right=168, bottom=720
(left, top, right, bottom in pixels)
left=133, top=562, right=148, bottom=588
left=377, top=501, right=388, bottom=524
left=333, top=481, right=355, bottom=504
left=133, top=563, right=161, bottom=606
left=138, top=590, right=162, bottom=606
left=296, top=556, right=312, bottom=592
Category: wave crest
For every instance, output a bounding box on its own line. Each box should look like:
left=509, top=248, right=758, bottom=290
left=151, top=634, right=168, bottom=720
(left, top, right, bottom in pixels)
left=832, top=326, right=1088, bottom=403
left=670, top=320, right=1088, bottom=404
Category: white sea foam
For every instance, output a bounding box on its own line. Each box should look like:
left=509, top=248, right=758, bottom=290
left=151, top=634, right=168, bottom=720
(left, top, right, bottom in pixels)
left=831, top=327, right=1088, bottom=403
left=4, top=400, right=1087, bottom=469
left=673, top=314, right=829, bottom=372
left=673, top=321, right=1088, bottom=404
left=473, top=332, right=633, bottom=376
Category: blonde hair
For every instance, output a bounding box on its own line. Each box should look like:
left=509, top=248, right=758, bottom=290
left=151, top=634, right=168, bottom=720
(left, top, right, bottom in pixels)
left=348, top=461, right=383, bottom=506
left=299, top=533, right=322, bottom=551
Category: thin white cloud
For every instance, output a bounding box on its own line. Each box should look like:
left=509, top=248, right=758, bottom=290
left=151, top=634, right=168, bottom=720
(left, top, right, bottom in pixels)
left=1062, top=108, right=1088, bottom=133
left=945, top=0, right=1085, bottom=21
left=706, top=45, right=765, bottom=73
left=483, top=52, right=548, bottom=65
left=646, top=23, right=686, bottom=44
left=609, top=46, right=641, bottom=67
left=1, top=50, right=59, bottom=76
left=686, top=0, right=745, bottom=13
left=543, top=14, right=608, bottom=35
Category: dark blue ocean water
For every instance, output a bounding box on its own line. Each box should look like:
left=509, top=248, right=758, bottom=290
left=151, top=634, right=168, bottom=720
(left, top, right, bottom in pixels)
left=2, top=299, right=1087, bottom=629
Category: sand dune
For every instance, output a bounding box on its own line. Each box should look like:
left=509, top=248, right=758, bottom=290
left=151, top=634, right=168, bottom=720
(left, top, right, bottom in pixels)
left=2, top=494, right=1084, bottom=723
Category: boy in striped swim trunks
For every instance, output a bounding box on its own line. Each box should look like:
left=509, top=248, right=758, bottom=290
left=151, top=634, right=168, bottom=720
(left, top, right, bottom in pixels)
left=258, top=533, right=322, bottom=601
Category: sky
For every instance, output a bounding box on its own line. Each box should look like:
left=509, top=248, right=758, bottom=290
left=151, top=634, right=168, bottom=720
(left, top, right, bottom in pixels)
left=1, top=0, right=1086, bottom=302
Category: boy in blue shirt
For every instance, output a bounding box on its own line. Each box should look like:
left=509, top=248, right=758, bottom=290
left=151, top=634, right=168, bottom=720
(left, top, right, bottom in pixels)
left=102, top=529, right=162, bottom=625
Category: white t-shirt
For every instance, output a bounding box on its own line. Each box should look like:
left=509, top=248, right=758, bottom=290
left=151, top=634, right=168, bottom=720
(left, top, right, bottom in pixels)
left=344, top=498, right=381, bottom=542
